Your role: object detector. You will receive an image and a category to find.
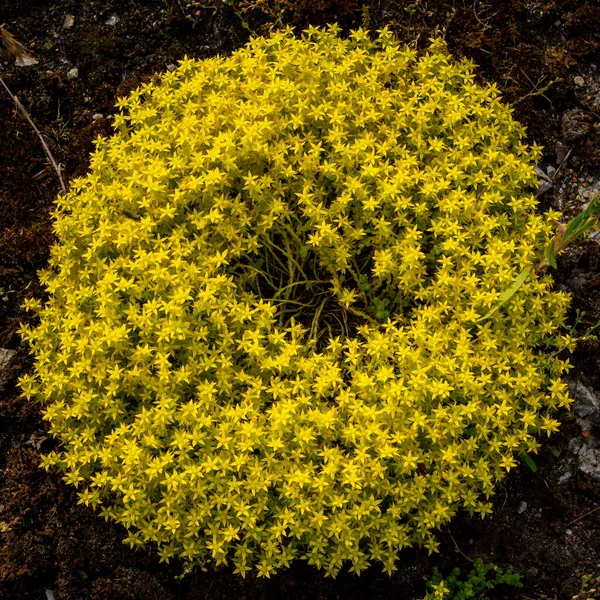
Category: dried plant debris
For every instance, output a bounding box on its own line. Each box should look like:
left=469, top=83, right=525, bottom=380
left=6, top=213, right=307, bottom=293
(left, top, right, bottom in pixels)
left=0, top=25, right=38, bottom=66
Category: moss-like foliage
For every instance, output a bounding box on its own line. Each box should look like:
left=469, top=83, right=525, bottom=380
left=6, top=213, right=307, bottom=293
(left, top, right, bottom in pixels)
left=19, top=25, right=572, bottom=577
left=425, top=558, right=523, bottom=599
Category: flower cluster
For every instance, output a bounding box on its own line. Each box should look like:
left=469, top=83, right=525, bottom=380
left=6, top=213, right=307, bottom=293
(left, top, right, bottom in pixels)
left=19, top=25, right=572, bottom=577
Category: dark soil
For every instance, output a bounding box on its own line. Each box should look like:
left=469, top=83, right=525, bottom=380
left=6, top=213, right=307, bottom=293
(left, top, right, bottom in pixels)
left=1, top=0, right=599, bottom=598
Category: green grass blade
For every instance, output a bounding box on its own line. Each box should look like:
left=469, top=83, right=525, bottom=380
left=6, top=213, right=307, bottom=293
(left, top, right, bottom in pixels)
left=477, top=265, right=533, bottom=322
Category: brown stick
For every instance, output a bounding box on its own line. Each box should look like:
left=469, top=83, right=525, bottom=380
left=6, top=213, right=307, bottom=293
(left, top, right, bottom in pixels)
left=0, top=75, right=67, bottom=194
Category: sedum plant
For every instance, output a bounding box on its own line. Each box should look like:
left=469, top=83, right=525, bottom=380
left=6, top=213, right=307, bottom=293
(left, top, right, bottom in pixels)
left=19, top=25, right=573, bottom=577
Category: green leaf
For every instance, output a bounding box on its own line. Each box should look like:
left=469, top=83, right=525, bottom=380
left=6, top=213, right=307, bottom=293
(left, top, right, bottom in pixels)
left=545, top=241, right=557, bottom=269
left=562, top=193, right=600, bottom=243
left=562, top=213, right=585, bottom=242
left=519, top=452, right=537, bottom=472
left=477, top=265, right=533, bottom=322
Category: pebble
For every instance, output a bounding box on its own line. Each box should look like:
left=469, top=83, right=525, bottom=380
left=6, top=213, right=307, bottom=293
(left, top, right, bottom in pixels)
left=67, top=67, right=79, bottom=80
left=570, top=381, right=600, bottom=418
left=517, top=501, right=528, bottom=514
left=166, top=64, right=176, bottom=72
left=566, top=529, right=573, bottom=536
left=105, top=15, right=120, bottom=26
left=578, top=443, right=600, bottom=481
left=92, top=113, right=104, bottom=121
left=15, top=55, right=38, bottom=67
left=574, top=76, right=585, bottom=87
left=63, top=15, right=75, bottom=28
left=569, top=437, right=583, bottom=456
left=0, top=348, right=15, bottom=370
left=45, top=591, right=55, bottom=600
left=0, top=348, right=16, bottom=391
left=558, top=471, right=572, bottom=484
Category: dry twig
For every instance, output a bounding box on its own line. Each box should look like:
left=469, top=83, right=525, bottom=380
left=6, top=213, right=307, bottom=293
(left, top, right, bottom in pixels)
left=0, top=26, right=66, bottom=193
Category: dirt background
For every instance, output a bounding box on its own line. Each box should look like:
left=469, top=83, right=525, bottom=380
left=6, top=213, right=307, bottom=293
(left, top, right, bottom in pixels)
left=1, top=0, right=599, bottom=598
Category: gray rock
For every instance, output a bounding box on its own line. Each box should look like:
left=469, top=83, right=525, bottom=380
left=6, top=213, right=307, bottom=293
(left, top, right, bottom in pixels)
left=0, top=348, right=16, bottom=390
left=105, top=15, right=120, bottom=26
left=517, top=501, right=528, bottom=514
left=67, top=67, right=79, bottom=80
left=557, top=471, right=572, bottom=484
left=63, top=15, right=75, bottom=28
left=578, top=443, right=600, bottom=480
left=0, top=348, right=15, bottom=369
left=569, top=437, right=583, bottom=455
left=15, top=55, right=38, bottom=67
left=569, top=381, right=600, bottom=418
left=574, top=76, right=585, bottom=87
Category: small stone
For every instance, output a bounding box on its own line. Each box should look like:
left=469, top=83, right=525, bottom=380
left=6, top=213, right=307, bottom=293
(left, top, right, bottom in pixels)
left=569, top=437, right=583, bottom=455
left=566, top=529, right=573, bottom=536
left=0, top=348, right=15, bottom=390
left=517, top=501, right=528, bottom=514
left=578, top=443, right=600, bottom=480
left=557, top=471, right=571, bottom=484
left=15, top=54, right=38, bottom=67
left=45, top=591, right=55, bottom=600
left=67, top=67, right=79, bottom=80
left=547, top=165, right=556, bottom=177
left=166, top=64, right=176, bottom=72
left=63, top=15, right=75, bottom=28
left=569, top=381, right=600, bottom=418
left=574, top=76, right=585, bottom=87
left=92, top=113, right=104, bottom=121
left=0, top=348, right=15, bottom=370
left=105, top=15, right=120, bottom=26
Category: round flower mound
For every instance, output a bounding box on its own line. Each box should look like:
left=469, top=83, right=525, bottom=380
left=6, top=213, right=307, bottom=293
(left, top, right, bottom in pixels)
left=20, top=25, right=573, bottom=577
